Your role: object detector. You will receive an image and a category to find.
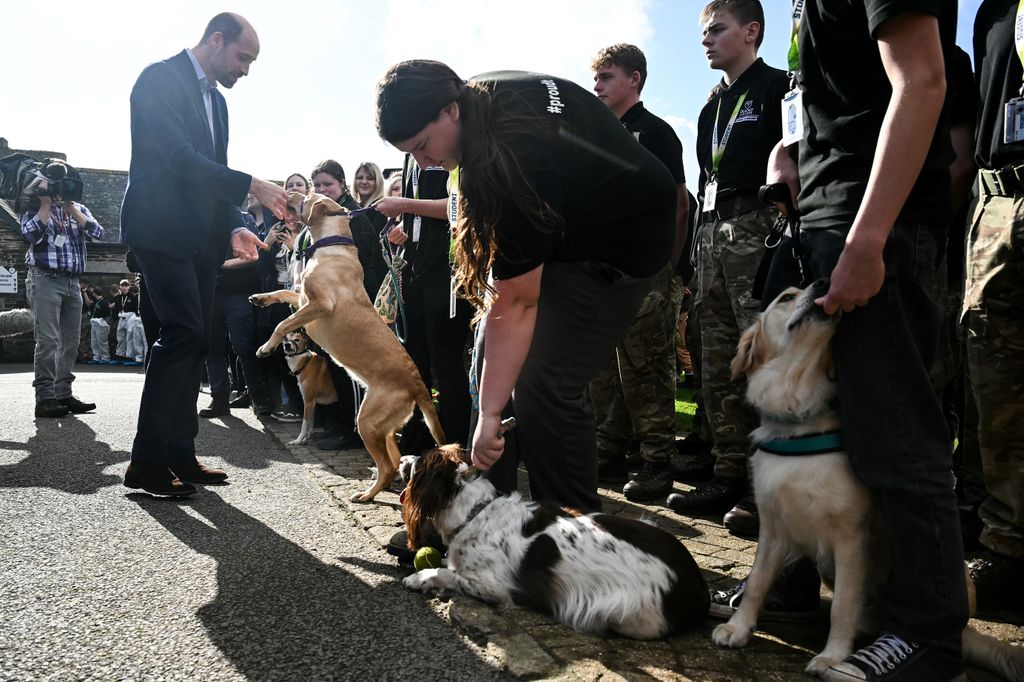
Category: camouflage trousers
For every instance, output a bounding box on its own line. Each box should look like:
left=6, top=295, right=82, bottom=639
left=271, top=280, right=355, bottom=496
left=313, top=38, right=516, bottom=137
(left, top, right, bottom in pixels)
left=962, top=189, right=1024, bottom=559
left=696, top=207, right=776, bottom=481
left=591, top=263, right=678, bottom=464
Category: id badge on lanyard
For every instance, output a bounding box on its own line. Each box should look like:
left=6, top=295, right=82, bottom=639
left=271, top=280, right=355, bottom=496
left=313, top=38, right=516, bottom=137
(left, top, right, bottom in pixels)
left=781, top=1, right=806, bottom=144
left=447, top=166, right=461, bottom=319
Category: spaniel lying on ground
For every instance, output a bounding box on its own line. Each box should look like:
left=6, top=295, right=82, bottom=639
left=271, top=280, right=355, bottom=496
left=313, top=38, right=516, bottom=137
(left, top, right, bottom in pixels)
left=400, top=445, right=709, bottom=639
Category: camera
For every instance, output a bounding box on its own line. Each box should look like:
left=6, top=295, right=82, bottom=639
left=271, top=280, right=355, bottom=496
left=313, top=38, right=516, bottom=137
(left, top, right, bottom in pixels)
left=29, top=160, right=84, bottom=202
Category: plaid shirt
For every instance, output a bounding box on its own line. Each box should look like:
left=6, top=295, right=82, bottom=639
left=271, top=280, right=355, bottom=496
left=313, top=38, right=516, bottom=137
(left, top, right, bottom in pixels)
left=21, top=202, right=104, bottom=274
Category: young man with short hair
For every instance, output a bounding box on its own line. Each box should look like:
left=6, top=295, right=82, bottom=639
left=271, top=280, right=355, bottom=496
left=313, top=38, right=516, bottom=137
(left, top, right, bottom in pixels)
left=667, top=0, right=787, bottom=526
left=762, top=2, right=966, bottom=679
left=589, top=43, right=690, bottom=501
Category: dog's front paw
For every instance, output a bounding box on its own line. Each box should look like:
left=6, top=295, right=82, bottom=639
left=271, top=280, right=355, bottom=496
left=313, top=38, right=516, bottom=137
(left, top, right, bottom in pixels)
left=287, top=436, right=308, bottom=445
left=403, top=568, right=440, bottom=592
left=249, top=293, right=269, bottom=308
left=805, top=654, right=842, bottom=676
left=712, top=622, right=753, bottom=649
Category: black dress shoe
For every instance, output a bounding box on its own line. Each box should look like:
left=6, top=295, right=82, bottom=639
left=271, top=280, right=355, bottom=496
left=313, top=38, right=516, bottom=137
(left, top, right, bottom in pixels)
left=623, top=461, right=675, bottom=502
left=59, top=396, right=96, bottom=413
left=124, top=461, right=196, bottom=497
left=199, top=396, right=230, bottom=418
left=35, top=399, right=70, bottom=418
left=312, top=425, right=346, bottom=443
left=169, top=458, right=228, bottom=484
left=667, top=478, right=746, bottom=516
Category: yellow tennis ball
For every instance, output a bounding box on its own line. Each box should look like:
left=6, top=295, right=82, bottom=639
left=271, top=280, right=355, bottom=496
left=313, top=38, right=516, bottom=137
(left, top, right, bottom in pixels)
left=413, top=546, right=443, bottom=570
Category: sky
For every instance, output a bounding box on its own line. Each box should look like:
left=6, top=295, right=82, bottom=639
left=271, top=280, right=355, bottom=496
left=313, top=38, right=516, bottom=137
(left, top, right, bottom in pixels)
left=2, top=0, right=982, bottom=189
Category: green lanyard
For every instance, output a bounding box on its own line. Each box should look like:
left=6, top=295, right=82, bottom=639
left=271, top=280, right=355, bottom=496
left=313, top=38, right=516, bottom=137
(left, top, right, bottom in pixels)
left=788, top=0, right=804, bottom=74
left=711, top=92, right=748, bottom=175
left=447, top=165, right=460, bottom=263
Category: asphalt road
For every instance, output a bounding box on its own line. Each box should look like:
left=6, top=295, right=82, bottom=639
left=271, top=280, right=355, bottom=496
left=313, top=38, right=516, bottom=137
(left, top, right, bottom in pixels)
left=0, top=364, right=504, bottom=681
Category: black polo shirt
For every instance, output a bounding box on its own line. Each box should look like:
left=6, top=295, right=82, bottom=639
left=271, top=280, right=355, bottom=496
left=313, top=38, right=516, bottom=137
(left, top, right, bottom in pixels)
left=621, top=102, right=685, bottom=185
left=696, top=58, right=789, bottom=200
left=974, top=0, right=1024, bottom=171
left=797, top=0, right=956, bottom=230
left=471, top=71, right=676, bottom=280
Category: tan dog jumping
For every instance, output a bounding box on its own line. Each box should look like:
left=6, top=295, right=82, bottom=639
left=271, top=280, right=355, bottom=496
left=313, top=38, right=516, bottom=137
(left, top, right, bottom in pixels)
left=251, top=192, right=445, bottom=502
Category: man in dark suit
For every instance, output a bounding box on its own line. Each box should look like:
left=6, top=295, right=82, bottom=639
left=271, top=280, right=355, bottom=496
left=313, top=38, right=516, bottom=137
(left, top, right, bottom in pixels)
left=121, top=12, right=287, bottom=496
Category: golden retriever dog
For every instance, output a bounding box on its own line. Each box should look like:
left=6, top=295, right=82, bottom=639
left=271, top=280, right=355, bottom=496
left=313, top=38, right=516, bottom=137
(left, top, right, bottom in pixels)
left=251, top=192, right=445, bottom=502
left=712, top=279, right=1023, bottom=680
left=280, top=330, right=337, bottom=446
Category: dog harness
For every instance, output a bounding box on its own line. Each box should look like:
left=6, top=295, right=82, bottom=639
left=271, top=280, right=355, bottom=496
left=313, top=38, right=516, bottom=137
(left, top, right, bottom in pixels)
left=302, top=235, right=354, bottom=260
left=758, top=430, right=844, bottom=456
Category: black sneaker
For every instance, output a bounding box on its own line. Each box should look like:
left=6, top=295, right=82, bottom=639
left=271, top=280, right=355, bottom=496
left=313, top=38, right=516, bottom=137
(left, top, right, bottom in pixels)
left=35, top=399, right=70, bottom=418
left=59, top=396, right=96, bottom=413
left=667, top=479, right=745, bottom=515
left=709, top=559, right=821, bottom=623
left=723, top=496, right=759, bottom=537
left=228, top=391, right=251, bottom=408
left=822, top=634, right=965, bottom=681
left=386, top=530, right=416, bottom=566
left=597, top=455, right=630, bottom=484
left=623, top=461, right=674, bottom=502
left=272, top=409, right=302, bottom=423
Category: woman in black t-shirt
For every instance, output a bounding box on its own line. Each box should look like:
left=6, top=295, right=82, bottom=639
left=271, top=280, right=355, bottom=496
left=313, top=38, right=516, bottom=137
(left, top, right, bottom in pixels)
left=375, top=59, right=675, bottom=511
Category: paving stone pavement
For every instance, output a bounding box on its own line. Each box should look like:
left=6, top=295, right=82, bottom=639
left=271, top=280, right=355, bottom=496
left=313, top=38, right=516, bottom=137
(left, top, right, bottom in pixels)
left=262, top=420, right=1024, bottom=682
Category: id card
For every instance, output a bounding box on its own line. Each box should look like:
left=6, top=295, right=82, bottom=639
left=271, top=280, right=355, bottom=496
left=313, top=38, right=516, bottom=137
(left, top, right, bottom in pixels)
left=412, top=215, right=422, bottom=243
left=781, top=89, right=806, bottom=145
left=1005, top=98, right=1024, bottom=143
left=703, top=180, right=718, bottom=212
left=54, top=234, right=67, bottom=249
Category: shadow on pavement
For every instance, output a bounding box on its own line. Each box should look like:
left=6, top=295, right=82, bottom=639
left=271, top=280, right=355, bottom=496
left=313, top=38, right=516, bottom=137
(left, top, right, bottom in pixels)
left=134, top=491, right=503, bottom=680
left=0, top=417, right=127, bottom=494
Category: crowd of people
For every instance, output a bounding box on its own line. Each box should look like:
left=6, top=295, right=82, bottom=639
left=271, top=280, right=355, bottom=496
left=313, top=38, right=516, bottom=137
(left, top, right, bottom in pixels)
left=17, top=3, right=1023, bottom=680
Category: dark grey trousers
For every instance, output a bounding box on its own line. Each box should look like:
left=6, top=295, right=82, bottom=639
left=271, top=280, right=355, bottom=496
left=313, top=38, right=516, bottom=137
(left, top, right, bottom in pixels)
left=27, top=266, right=82, bottom=403
left=477, top=261, right=657, bottom=512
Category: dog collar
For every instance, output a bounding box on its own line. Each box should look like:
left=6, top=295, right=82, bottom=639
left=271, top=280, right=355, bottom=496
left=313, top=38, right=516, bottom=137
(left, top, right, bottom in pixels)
left=448, top=494, right=496, bottom=542
left=758, top=430, right=844, bottom=456
left=288, top=352, right=313, bottom=377
left=303, top=235, right=354, bottom=259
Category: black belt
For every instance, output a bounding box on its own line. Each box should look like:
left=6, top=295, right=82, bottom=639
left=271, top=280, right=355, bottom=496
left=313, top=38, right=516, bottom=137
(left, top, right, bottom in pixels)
left=702, top=193, right=766, bottom=223
left=978, top=165, right=1024, bottom=197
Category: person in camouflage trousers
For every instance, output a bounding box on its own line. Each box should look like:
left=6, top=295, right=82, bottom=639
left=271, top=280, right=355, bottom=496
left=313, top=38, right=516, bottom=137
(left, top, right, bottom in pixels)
left=591, top=264, right=678, bottom=497
left=962, top=187, right=1024, bottom=565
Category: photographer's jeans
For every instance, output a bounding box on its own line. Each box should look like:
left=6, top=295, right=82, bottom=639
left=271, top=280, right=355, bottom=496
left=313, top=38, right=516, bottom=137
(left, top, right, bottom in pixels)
left=27, top=266, right=82, bottom=403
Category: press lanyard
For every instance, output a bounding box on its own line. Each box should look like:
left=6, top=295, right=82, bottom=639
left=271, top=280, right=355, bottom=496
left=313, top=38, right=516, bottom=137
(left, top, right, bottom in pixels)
left=446, top=165, right=461, bottom=319
left=711, top=92, right=748, bottom=175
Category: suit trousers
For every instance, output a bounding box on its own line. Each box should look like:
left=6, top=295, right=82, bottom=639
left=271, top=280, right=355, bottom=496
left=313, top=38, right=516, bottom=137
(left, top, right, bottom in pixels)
left=130, top=246, right=218, bottom=464
left=480, top=261, right=657, bottom=512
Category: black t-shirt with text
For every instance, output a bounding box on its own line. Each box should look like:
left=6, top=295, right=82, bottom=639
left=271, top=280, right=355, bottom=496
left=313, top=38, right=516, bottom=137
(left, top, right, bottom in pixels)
left=696, top=58, right=789, bottom=199
left=797, top=0, right=956, bottom=229
left=471, top=71, right=676, bottom=280
left=974, top=0, right=1024, bottom=170
left=621, top=102, right=686, bottom=185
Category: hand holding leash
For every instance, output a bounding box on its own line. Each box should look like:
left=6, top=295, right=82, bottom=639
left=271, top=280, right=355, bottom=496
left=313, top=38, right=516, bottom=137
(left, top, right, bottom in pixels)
left=471, top=415, right=517, bottom=471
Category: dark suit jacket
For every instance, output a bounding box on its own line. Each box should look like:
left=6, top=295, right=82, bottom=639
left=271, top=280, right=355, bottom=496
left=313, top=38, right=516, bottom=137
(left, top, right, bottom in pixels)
left=120, top=50, right=251, bottom=259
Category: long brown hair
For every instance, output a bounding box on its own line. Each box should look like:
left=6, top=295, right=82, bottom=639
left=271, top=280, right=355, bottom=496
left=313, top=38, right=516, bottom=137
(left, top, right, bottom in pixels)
left=376, top=60, right=564, bottom=311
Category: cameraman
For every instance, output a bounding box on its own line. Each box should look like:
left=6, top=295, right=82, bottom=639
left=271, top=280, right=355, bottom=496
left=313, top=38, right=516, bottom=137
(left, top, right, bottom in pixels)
left=20, top=163, right=104, bottom=418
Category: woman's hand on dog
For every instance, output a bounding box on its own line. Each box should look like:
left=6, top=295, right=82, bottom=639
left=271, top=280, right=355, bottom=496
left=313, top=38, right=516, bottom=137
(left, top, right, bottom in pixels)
left=471, top=413, right=506, bottom=470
